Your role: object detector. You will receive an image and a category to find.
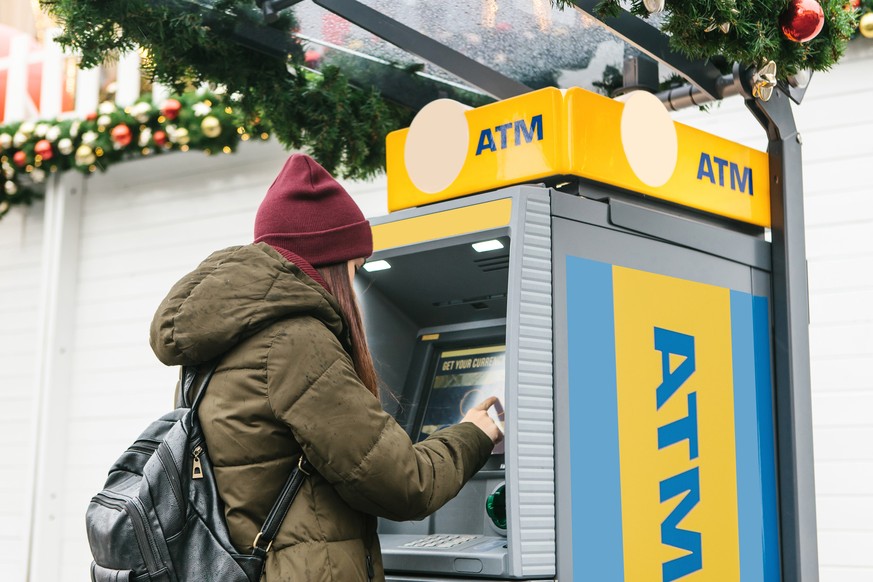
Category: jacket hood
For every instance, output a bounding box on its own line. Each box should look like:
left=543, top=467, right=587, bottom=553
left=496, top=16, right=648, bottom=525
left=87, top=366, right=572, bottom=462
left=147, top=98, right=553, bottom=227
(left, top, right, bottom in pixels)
left=150, top=243, right=347, bottom=366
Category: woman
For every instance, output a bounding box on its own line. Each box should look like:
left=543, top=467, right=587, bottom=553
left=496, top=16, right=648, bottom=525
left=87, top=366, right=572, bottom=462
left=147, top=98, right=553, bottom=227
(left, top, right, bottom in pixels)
left=149, top=154, right=502, bottom=581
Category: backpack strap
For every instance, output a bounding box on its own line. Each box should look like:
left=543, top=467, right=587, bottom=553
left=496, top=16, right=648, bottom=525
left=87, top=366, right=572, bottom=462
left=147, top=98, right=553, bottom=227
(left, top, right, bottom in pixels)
left=178, top=366, right=197, bottom=408
left=180, top=360, right=220, bottom=410
left=252, top=454, right=316, bottom=558
left=181, top=358, right=312, bottom=559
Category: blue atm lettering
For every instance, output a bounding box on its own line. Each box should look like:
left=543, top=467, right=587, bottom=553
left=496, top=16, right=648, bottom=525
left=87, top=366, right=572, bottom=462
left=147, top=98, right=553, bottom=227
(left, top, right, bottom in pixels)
left=475, top=114, right=543, bottom=155
left=697, top=153, right=753, bottom=195
left=655, top=328, right=702, bottom=582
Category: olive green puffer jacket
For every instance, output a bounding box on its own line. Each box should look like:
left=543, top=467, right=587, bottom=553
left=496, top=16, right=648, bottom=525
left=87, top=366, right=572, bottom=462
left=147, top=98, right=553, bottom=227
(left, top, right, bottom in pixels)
left=149, top=243, right=493, bottom=581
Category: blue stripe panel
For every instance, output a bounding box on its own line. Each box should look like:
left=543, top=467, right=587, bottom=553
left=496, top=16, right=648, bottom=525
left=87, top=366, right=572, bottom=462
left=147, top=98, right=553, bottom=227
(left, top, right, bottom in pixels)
left=730, top=291, right=781, bottom=582
left=753, top=295, right=781, bottom=582
left=566, top=256, right=624, bottom=580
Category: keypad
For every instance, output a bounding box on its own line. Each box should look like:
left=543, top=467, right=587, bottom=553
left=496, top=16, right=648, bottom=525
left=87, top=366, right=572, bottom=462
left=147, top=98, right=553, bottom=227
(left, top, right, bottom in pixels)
left=401, top=533, right=481, bottom=549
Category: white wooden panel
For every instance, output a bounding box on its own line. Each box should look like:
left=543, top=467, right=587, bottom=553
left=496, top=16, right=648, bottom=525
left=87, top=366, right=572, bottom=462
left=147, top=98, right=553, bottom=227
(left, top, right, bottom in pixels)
left=820, top=566, right=873, bottom=582
left=809, top=254, right=873, bottom=292
left=816, top=495, right=873, bottom=532
left=814, top=428, right=873, bottom=461
left=818, top=531, right=873, bottom=567
left=812, top=392, right=873, bottom=428
left=0, top=206, right=42, bottom=580
left=806, top=190, right=873, bottom=226
left=809, top=321, right=873, bottom=358
left=805, top=222, right=873, bottom=260
left=49, top=140, right=386, bottom=581
left=814, top=461, right=873, bottom=496
left=811, top=356, right=873, bottom=392
left=809, top=288, right=873, bottom=325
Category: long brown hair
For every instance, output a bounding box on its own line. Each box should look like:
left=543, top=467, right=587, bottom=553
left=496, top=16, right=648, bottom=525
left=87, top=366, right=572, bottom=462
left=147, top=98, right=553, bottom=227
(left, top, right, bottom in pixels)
left=316, top=262, right=379, bottom=398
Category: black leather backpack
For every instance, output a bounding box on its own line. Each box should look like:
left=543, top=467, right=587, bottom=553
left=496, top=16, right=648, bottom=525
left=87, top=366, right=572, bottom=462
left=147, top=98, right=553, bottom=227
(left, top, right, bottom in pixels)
left=85, top=364, right=312, bottom=582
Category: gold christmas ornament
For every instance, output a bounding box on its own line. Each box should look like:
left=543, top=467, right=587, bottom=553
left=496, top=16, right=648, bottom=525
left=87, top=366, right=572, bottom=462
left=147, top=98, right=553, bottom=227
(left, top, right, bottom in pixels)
left=752, top=61, right=778, bottom=101
left=58, top=138, right=74, bottom=155
left=201, top=116, right=222, bottom=138
left=75, top=145, right=96, bottom=166
left=860, top=12, right=873, bottom=38
left=173, top=128, right=191, bottom=145
left=705, top=20, right=731, bottom=33
left=644, top=0, right=665, bottom=12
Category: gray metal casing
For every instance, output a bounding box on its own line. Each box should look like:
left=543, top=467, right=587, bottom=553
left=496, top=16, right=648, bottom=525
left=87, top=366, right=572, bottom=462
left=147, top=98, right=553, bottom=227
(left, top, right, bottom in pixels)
left=360, top=186, right=555, bottom=580
left=363, top=182, right=790, bottom=581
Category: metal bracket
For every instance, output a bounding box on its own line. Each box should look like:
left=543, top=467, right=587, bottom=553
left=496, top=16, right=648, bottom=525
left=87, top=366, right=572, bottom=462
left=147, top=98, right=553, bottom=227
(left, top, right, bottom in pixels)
left=568, top=0, right=724, bottom=100
left=256, top=0, right=305, bottom=23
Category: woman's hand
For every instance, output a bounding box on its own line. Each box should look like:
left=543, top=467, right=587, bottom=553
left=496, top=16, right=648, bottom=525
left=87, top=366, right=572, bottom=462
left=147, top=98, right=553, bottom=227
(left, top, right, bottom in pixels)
left=460, top=396, right=504, bottom=445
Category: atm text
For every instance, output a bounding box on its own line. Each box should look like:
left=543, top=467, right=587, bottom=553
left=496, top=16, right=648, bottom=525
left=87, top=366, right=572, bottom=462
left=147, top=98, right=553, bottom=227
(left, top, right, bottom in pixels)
left=697, top=153, right=753, bottom=195
left=655, top=327, right=702, bottom=582
left=475, top=114, right=543, bottom=155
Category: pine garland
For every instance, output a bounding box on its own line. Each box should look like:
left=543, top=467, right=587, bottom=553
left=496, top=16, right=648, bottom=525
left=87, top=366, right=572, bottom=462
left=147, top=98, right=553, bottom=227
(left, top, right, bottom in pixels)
left=39, top=0, right=417, bottom=180
left=0, top=89, right=272, bottom=217
left=552, top=0, right=857, bottom=78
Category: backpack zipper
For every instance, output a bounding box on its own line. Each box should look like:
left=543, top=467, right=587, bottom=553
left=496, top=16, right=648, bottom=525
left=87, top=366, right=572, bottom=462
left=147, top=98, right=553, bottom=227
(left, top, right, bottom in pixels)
left=92, top=492, right=163, bottom=575
left=191, top=445, right=204, bottom=479
left=156, top=443, right=185, bottom=511
left=91, top=493, right=125, bottom=511
left=129, top=495, right=166, bottom=576
left=366, top=553, right=374, bottom=579
left=128, top=443, right=158, bottom=455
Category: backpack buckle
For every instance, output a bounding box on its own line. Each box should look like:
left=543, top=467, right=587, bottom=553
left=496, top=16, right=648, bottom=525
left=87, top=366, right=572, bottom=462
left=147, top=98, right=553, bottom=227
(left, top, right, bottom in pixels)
left=252, top=531, right=273, bottom=553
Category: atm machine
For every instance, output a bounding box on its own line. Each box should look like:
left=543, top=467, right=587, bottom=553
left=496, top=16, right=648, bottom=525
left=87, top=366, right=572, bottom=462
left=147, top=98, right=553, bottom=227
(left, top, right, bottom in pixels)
left=357, top=87, right=789, bottom=581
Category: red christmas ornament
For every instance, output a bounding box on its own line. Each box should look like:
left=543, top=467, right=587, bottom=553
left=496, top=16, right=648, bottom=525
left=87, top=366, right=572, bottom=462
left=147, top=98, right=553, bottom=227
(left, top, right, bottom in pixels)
left=153, top=130, right=168, bottom=147
left=161, top=99, right=182, bottom=120
left=304, top=50, right=321, bottom=65
left=13, top=150, right=27, bottom=166
left=111, top=124, right=133, bottom=147
left=86, top=112, right=98, bottom=121
left=780, top=0, right=825, bottom=42
left=35, top=139, right=53, bottom=160
left=849, top=0, right=861, bottom=8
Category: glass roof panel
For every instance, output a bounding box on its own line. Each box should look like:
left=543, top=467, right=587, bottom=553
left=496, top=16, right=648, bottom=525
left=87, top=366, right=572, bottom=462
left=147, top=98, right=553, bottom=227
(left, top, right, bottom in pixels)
left=292, top=0, right=645, bottom=104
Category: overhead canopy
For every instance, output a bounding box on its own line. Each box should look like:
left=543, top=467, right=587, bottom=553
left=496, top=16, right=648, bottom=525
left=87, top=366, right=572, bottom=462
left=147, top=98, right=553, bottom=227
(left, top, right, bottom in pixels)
left=291, top=0, right=646, bottom=104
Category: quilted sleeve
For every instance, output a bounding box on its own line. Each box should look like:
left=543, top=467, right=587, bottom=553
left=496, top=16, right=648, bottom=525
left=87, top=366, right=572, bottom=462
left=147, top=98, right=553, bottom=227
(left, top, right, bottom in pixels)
left=266, top=318, right=494, bottom=521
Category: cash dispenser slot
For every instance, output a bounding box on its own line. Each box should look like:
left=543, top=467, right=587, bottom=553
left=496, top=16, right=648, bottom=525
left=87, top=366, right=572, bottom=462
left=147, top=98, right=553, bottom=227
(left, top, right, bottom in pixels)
left=356, top=233, right=513, bottom=579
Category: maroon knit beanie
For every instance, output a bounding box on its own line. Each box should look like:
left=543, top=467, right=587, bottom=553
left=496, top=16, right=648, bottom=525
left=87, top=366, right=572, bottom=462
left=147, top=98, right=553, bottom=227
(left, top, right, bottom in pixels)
left=254, top=154, right=373, bottom=280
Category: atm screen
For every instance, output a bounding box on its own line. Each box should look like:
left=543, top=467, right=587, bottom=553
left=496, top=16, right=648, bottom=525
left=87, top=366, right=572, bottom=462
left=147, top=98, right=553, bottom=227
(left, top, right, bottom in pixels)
left=417, top=344, right=506, bottom=454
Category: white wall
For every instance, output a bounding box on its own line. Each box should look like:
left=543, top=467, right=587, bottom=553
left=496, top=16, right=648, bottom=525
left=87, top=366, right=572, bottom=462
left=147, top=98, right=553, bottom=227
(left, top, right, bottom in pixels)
left=673, top=39, right=873, bottom=581
left=0, top=140, right=387, bottom=580
left=0, top=207, right=43, bottom=580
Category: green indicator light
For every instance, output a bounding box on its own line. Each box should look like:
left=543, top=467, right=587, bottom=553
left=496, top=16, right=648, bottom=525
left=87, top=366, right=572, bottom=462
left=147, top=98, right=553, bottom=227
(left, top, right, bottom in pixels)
left=486, top=484, right=507, bottom=530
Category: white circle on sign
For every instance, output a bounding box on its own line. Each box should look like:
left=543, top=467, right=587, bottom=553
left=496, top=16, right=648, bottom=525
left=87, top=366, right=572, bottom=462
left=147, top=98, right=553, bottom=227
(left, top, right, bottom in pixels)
left=619, top=90, right=678, bottom=188
left=404, top=99, right=471, bottom=194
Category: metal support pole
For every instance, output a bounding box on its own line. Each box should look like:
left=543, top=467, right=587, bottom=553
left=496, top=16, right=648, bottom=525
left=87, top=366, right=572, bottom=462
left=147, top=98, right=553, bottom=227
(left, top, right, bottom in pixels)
left=745, top=89, right=819, bottom=582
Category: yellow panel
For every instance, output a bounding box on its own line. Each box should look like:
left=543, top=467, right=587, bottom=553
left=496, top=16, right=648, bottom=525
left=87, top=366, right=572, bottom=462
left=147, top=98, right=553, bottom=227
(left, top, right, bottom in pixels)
left=387, top=87, right=567, bottom=212
left=420, top=334, right=441, bottom=341
left=386, top=86, right=770, bottom=227
left=442, top=345, right=505, bottom=358
left=565, top=89, right=770, bottom=227
left=372, top=198, right=512, bottom=252
left=612, top=266, right=741, bottom=580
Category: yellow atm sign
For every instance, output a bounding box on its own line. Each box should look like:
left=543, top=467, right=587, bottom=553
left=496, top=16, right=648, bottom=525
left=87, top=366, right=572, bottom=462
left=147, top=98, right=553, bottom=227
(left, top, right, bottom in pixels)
left=566, top=258, right=781, bottom=581
left=387, top=87, right=770, bottom=227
